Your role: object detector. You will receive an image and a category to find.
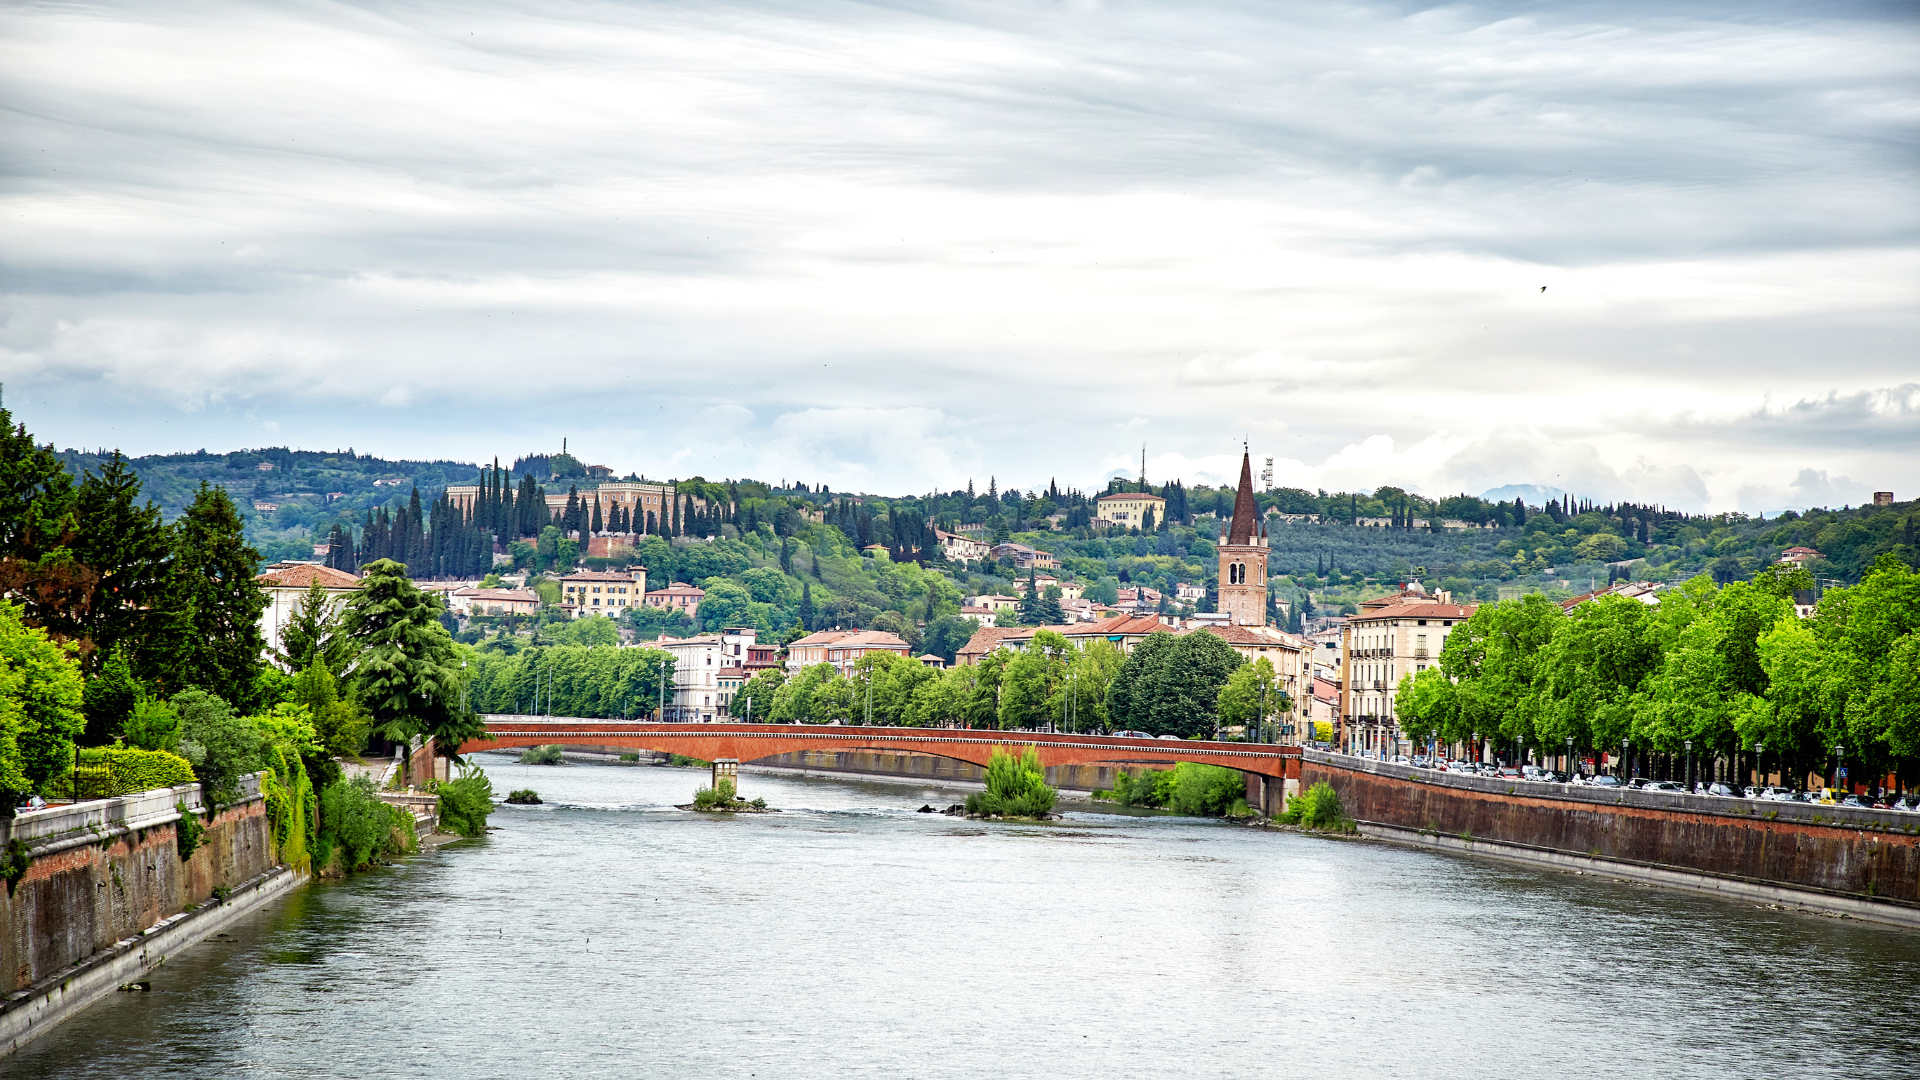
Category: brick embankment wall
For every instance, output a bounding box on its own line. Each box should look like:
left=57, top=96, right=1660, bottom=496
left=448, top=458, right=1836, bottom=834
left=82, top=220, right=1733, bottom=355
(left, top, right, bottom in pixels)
left=0, top=778, right=277, bottom=994
left=1302, top=753, right=1920, bottom=908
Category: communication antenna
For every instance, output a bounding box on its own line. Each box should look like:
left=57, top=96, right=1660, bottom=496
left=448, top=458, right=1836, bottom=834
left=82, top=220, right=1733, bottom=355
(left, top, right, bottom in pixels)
left=1262, top=457, right=1274, bottom=492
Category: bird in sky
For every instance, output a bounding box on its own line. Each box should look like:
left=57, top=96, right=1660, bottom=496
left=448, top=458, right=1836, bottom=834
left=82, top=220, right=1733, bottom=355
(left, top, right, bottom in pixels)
left=1540, top=286, right=1547, bottom=293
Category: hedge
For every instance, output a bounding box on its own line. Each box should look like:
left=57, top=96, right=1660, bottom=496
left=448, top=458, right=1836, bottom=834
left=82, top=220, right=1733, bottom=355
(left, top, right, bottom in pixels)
left=51, top=747, right=198, bottom=799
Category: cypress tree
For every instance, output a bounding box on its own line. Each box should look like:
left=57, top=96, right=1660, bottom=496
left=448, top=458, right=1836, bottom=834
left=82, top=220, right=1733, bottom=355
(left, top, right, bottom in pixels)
left=799, top=580, right=816, bottom=631
left=591, top=495, right=603, bottom=535
left=172, top=483, right=268, bottom=708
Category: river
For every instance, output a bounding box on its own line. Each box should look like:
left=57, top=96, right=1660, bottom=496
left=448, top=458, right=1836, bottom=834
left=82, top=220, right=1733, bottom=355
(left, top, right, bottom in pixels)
left=12, top=755, right=1919, bottom=1078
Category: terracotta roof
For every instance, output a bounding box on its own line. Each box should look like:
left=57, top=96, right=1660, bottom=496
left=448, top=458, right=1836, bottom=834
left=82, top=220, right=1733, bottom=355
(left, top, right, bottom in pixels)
left=1065, top=614, right=1167, bottom=637
left=646, top=584, right=705, bottom=596
left=1096, top=491, right=1165, bottom=502
left=1349, top=603, right=1477, bottom=621
left=256, top=563, right=361, bottom=589
left=564, top=570, right=645, bottom=582
left=1183, top=624, right=1304, bottom=647
left=464, top=588, right=539, bottom=603
left=787, top=630, right=855, bottom=648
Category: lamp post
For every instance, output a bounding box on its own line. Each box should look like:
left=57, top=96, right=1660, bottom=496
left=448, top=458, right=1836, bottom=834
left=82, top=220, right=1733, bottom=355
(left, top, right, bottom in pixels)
left=1833, top=744, right=1844, bottom=793
left=1565, top=736, right=1574, bottom=777
left=1472, top=732, right=1480, bottom=767
left=1755, top=742, right=1764, bottom=792
left=1621, top=738, right=1630, bottom=782
left=1685, top=739, right=1694, bottom=793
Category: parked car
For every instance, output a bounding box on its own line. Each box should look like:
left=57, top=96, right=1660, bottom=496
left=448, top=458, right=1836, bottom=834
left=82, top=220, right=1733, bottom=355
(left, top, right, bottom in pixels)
left=1587, top=774, right=1625, bottom=789
left=1700, top=783, right=1742, bottom=798
left=1156, top=734, right=1183, bottom=741
left=1497, top=766, right=1521, bottom=780
left=1838, top=794, right=1873, bottom=809
left=1112, top=730, right=1154, bottom=740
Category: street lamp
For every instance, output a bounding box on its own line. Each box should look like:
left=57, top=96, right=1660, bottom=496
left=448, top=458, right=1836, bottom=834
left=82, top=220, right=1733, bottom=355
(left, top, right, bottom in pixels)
left=1685, top=739, right=1694, bottom=793
left=1833, top=744, right=1844, bottom=793
left=1755, top=741, right=1764, bottom=792
left=1472, top=732, right=1480, bottom=766
left=1621, top=738, right=1630, bottom=781
left=1565, top=735, right=1574, bottom=777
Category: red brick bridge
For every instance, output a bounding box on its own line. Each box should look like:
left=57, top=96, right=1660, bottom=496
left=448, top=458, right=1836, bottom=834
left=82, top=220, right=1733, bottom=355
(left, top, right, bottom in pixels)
left=463, top=718, right=1301, bottom=809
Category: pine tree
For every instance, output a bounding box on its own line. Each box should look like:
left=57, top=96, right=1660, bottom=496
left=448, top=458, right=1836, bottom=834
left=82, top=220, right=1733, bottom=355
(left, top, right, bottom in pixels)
left=172, top=483, right=268, bottom=708
left=340, top=559, right=484, bottom=761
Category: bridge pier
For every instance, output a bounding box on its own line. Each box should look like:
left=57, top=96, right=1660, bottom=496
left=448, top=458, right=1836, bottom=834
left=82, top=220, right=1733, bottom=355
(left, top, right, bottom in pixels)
left=1244, top=774, right=1300, bottom=817
left=712, top=758, right=739, bottom=793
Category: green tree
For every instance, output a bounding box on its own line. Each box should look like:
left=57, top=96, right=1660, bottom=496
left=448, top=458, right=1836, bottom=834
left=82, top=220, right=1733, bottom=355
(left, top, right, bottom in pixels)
left=770, top=663, right=837, bottom=724
left=997, top=630, right=1070, bottom=729
left=277, top=578, right=350, bottom=674
left=1062, top=638, right=1125, bottom=733
left=730, top=668, right=786, bottom=720
left=287, top=663, right=371, bottom=758
left=921, top=614, right=979, bottom=663
left=341, top=560, right=485, bottom=761
left=82, top=647, right=142, bottom=746
left=171, top=687, right=263, bottom=808
left=1217, top=657, right=1288, bottom=740
left=0, top=601, right=85, bottom=802
left=1107, top=630, right=1243, bottom=738
left=172, top=484, right=268, bottom=708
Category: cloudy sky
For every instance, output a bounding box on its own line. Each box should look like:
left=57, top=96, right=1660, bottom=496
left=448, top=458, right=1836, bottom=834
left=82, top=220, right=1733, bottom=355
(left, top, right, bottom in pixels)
left=2, top=0, right=1915, bottom=511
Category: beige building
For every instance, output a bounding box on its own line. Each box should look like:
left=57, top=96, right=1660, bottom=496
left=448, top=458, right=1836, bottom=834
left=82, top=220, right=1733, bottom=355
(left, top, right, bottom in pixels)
left=560, top=569, right=647, bottom=617
left=458, top=587, right=541, bottom=617
left=784, top=629, right=913, bottom=676
left=1096, top=491, right=1166, bottom=529
left=1339, top=590, right=1476, bottom=759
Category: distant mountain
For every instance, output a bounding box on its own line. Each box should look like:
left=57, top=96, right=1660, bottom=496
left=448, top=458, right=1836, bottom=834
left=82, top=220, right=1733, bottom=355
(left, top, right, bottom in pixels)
left=1479, top=483, right=1569, bottom=506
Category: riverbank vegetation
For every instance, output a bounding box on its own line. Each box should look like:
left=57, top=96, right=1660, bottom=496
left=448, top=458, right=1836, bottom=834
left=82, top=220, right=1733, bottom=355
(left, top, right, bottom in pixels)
left=1279, top=782, right=1351, bottom=831
left=688, top=777, right=769, bottom=812
left=964, top=747, right=1057, bottom=818
left=506, top=788, right=542, bottom=804
left=1093, top=762, right=1251, bottom=817
left=435, top=770, right=494, bottom=837
left=518, top=744, right=565, bottom=765
left=1395, top=558, right=1920, bottom=788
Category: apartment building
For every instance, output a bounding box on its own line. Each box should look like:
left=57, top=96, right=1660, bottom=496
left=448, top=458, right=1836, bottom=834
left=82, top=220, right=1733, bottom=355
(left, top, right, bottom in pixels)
left=657, top=627, right=758, bottom=721
left=1339, top=593, right=1476, bottom=759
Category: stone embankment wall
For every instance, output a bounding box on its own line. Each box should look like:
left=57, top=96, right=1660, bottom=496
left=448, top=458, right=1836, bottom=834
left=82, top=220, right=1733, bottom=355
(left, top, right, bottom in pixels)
left=0, top=775, right=297, bottom=1055
left=1302, top=751, right=1920, bottom=919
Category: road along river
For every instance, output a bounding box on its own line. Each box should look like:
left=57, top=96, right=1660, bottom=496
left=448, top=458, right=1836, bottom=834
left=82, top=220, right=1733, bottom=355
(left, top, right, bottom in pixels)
left=11, top=754, right=1919, bottom=1078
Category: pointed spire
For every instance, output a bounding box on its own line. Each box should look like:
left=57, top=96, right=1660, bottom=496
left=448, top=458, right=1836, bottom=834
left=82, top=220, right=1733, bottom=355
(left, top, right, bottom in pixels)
left=1226, top=449, right=1260, bottom=546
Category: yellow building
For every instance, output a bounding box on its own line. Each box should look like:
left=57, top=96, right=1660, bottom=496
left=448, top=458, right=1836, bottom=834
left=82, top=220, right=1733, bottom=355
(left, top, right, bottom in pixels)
left=1096, top=491, right=1166, bottom=529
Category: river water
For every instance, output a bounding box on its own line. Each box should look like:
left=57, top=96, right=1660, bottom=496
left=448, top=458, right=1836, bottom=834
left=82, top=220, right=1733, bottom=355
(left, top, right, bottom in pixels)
left=13, top=755, right=1920, bottom=1079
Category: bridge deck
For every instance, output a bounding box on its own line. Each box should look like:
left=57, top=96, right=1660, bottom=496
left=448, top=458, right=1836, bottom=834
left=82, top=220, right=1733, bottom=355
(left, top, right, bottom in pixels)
left=466, top=719, right=1301, bottom=779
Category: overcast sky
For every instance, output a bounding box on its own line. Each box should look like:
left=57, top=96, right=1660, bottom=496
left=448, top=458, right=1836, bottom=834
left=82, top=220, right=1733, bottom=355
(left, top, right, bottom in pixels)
left=3, top=0, right=1915, bottom=512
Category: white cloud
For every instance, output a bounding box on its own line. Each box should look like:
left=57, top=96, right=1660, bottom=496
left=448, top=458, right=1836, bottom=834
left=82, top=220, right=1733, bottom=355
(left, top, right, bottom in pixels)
left=0, top=0, right=1913, bottom=505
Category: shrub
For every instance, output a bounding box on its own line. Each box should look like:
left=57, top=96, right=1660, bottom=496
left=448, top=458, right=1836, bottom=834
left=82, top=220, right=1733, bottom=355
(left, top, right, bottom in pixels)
left=259, top=743, right=315, bottom=874
left=1095, top=767, right=1173, bottom=808
left=691, top=777, right=738, bottom=810
left=437, top=771, right=495, bottom=838
left=1280, top=781, right=1350, bottom=831
left=315, top=776, right=413, bottom=874
left=518, top=744, right=566, bottom=765
left=505, top=788, right=542, bottom=804
left=1168, top=762, right=1248, bottom=817
left=668, top=754, right=710, bottom=768
left=618, top=753, right=640, bottom=762
left=175, top=802, right=206, bottom=861
left=965, top=747, right=1057, bottom=818
left=49, top=747, right=196, bottom=799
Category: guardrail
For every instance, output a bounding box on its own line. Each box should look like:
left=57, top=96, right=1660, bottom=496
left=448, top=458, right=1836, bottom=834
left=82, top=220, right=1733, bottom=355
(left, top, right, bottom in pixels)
left=1303, top=750, right=1919, bottom=831
left=1, top=773, right=266, bottom=856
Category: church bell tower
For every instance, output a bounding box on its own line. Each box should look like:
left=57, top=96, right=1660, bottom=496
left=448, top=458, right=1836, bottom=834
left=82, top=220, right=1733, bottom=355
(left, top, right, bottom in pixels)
left=1217, top=449, right=1268, bottom=626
